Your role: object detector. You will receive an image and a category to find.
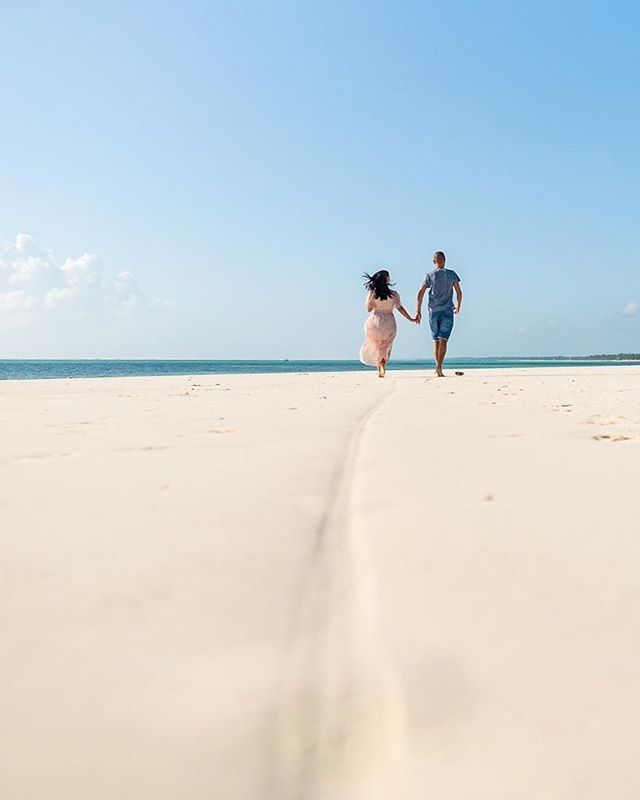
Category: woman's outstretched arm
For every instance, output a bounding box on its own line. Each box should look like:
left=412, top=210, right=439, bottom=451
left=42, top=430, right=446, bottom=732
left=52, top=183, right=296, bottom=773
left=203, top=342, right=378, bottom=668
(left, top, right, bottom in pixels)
left=398, top=305, right=417, bottom=323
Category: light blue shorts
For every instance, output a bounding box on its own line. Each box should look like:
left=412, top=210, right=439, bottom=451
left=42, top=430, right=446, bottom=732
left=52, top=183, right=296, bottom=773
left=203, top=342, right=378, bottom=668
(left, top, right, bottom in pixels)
left=429, top=310, right=454, bottom=340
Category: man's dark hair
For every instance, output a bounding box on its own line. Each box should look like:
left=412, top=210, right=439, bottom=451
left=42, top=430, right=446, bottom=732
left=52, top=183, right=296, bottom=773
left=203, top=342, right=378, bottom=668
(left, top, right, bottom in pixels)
left=434, top=251, right=446, bottom=262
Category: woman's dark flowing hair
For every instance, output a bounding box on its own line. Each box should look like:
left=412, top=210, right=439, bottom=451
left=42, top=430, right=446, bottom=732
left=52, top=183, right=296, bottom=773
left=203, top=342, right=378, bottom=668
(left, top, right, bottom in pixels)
left=363, top=270, right=394, bottom=301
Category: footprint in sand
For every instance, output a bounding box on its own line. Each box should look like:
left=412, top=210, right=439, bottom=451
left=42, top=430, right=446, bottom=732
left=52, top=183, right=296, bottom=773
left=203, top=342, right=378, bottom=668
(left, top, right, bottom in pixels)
left=593, top=434, right=632, bottom=442
left=586, top=416, right=627, bottom=427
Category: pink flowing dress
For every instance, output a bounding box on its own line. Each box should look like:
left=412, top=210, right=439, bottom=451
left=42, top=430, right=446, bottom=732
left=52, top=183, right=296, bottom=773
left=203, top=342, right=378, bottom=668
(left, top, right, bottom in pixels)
left=359, top=290, right=401, bottom=366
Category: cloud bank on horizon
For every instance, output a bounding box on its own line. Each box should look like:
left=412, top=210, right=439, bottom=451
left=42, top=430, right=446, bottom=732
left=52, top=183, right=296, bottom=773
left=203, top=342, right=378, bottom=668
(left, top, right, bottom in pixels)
left=0, top=234, right=152, bottom=324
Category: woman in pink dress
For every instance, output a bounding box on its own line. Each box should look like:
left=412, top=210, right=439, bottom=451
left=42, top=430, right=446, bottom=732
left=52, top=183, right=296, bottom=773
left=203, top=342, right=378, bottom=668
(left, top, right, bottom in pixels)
left=359, top=270, right=417, bottom=377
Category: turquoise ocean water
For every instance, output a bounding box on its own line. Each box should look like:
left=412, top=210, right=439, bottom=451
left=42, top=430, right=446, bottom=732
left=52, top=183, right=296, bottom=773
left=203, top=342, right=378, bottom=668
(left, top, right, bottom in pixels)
left=1, top=359, right=639, bottom=381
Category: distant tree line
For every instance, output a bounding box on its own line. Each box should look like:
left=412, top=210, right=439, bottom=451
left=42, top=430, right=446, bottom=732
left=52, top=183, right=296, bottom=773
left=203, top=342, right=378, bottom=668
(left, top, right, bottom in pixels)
left=580, top=353, right=640, bottom=360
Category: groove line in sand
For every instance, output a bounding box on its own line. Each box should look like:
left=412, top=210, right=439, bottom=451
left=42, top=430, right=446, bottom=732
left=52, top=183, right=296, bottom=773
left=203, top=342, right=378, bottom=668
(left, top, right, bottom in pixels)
left=268, top=381, right=411, bottom=800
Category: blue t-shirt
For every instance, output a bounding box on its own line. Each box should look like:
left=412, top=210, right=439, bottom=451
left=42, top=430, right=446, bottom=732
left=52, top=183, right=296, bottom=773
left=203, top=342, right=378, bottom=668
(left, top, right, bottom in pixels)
left=422, top=268, right=461, bottom=312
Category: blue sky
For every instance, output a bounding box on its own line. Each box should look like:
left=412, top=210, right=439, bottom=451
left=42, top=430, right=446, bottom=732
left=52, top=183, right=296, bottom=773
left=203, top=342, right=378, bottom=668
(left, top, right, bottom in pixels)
left=1, top=0, right=639, bottom=358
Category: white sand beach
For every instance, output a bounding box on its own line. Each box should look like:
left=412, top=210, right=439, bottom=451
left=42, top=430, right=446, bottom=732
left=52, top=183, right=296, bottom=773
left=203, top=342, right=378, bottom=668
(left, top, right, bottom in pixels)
left=1, top=367, right=639, bottom=799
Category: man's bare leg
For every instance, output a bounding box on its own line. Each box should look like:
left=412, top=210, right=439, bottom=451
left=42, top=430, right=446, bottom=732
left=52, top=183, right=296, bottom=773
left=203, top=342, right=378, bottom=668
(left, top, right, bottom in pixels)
left=439, top=338, right=448, bottom=375
left=435, top=339, right=447, bottom=377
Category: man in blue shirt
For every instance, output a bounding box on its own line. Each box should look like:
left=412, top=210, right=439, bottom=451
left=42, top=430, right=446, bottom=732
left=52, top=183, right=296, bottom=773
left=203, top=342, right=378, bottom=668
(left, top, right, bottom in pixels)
left=416, top=251, right=463, bottom=377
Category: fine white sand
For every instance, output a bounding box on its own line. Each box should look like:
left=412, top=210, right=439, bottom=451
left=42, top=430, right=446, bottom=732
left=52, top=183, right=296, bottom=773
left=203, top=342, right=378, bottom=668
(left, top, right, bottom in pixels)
left=1, top=367, right=639, bottom=799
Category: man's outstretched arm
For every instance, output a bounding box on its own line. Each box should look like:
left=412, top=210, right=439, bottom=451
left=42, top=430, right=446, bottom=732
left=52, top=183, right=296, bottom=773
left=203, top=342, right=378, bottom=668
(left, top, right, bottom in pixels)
left=416, top=286, right=426, bottom=323
left=453, top=282, right=463, bottom=314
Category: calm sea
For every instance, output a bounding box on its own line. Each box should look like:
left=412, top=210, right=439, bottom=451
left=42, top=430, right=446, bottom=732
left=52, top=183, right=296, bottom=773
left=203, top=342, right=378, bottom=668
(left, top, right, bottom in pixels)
left=1, top=359, right=639, bottom=381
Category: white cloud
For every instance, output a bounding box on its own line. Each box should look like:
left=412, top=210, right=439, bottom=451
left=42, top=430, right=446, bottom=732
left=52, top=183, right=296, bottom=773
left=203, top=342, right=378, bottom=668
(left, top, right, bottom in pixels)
left=622, top=301, right=638, bottom=317
left=0, top=289, right=38, bottom=311
left=0, top=234, right=149, bottom=322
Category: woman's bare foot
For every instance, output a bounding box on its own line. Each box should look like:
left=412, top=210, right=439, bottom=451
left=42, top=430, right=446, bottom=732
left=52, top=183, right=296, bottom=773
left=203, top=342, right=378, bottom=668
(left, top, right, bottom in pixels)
left=436, top=368, right=445, bottom=377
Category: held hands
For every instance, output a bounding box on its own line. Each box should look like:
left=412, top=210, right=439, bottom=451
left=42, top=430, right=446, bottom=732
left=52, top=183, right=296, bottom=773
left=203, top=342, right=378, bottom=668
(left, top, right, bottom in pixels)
left=415, top=311, right=422, bottom=324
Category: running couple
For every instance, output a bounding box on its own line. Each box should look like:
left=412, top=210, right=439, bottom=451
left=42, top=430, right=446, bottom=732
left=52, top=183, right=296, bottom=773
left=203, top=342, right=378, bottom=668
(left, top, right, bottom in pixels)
left=359, top=251, right=463, bottom=378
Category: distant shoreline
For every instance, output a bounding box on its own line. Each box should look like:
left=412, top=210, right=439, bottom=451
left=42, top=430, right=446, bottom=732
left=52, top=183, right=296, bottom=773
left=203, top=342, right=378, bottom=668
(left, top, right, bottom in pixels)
left=1, top=354, right=639, bottom=363
left=499, top=354, right=640, bottom=361
left=2, top=357, right=640, bottom=381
